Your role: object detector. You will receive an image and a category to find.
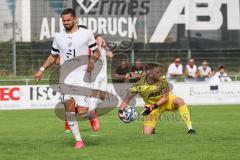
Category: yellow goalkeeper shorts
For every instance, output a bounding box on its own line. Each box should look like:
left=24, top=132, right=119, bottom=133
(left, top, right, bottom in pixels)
left=143, top=94, right=178, bottom=129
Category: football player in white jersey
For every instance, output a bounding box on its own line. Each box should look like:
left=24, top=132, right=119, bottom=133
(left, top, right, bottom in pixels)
left=34, top=8, right=100, bottom=149
left=91, top=34, right=113, bottom=104
left=64, top=34, right=113, bottom=132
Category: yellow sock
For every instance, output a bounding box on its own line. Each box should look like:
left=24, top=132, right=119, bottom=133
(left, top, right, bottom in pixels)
left=178, top=105, right=192, bottom=130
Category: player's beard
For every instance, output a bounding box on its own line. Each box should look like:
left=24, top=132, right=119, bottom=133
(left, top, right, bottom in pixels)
left=64, top=23, right=74, bottom=31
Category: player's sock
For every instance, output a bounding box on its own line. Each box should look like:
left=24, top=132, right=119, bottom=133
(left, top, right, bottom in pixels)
left=66, top=112, right=82, bottom=141
left=85, top=97, right=102, bottom=119
left=64, top=118, right=71, bottom=133
left=178, top=105, right=193, bottom=130
left=89, top=110, right=100, bottom=132
left=65, top=118, right=70, bottom=130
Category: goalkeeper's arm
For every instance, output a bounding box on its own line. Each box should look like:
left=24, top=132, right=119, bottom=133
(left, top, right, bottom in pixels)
left=118, top=91, right=137, bottom=116
left=148, top=90, right=169, bottom=111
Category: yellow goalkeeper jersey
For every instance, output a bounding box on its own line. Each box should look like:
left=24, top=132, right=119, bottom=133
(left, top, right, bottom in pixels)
left=129, top=75, right=169, bottom=105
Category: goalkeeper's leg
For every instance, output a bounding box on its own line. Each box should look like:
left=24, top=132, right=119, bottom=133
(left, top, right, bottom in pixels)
left=174, top=97, right=196, bottom=134
left=143, top=108, right=163, bottom=134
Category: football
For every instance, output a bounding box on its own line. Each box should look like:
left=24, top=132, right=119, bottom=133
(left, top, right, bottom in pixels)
left=121, top=106, right=138, bottom=123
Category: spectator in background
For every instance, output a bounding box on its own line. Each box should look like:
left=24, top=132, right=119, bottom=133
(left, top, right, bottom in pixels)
left=185, top=58, right=198, bottom=82
left=209, top=67, right=220, bottom=90
left=198, top=60, right=212, bottom=81
left=130, top=58, right=145, bottom=83
left=167, top=58, right=183, bottom=82
left=215, top=65, right=232, bottom=82
left=113, top=59, right=130, bottom=83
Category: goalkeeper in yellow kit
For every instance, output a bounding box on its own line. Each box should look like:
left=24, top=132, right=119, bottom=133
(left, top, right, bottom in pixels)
left=118, top=63, right=196, bottom=134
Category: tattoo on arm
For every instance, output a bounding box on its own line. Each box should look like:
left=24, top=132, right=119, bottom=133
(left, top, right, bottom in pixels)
left=91, top=48, right=100, bottom=62
left=120, top=91, right=137, bottom=110
left=42, top=54, right=58, bottom=69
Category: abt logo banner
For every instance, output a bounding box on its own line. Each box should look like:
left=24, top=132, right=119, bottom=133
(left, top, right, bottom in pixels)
left=150, top=0, right=240, bottom=43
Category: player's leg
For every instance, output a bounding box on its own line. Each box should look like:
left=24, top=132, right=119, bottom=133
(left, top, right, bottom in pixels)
left=89, top=77, right=106, bottom=111
left=89, top=89, right=100, bottom=111
left=93, top=78, right=107, bottom=108
left=173, top=97, right=196, bottom=134
left=99, top=90, right=106, bottom=101
left=64, top=98, right=85, bottom=149
left=143, top=108, right=164, bottom=134
left=61, top=94, right=71, bottom=133
left=88, top=77, right=107, bottom=131
left=89, top=90, right=106, bottom=131
left=88, top=89, right=100, bottom=132
left=64, top=117, right=71, bottom=133
left=143, top=125, right=155, bottom=134
left=64, top=106, right=88, bottom=133
left=95, top=77, right=107, bottom=109
left=91, top=89, right=99, bottom=97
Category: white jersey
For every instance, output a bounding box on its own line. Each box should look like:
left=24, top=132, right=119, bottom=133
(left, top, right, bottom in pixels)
left=91, top=46, right=109, bottom=92
left=51, top=27, right=97, bottom=85
left=98, top=47, right=109, bottom=77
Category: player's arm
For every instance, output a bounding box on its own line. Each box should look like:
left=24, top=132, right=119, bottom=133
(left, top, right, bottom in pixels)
left=118, top=81, right=140, bottom=119
left=92, top=48, right=100, bottom=61
left=141, top=90, right=169, bottom=116
left=101, top=38, right=113, bottom=60
left=89, top=48, right=100, bottom=63
left=118, top=90, right=137, bottom=119
left=41, top=54, right=58, bottom=69
left=148, top=79, right=170, bottom=111
left=104, top=47, right=113, bottom=60
left=106, top=50, right=113, bottom=60
left=34, top=54, right=58, bottom=81
left=119, top=91, right=137, bottom=110
left=151, top=90, right=169, bottom=110
left=87, top=48, right=100, bottom=72
left=86, top=31, right=100, bottom=72
left=35, top=35, right=59, bottom=81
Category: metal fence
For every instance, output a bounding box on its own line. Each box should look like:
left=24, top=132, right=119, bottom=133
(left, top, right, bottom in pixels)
left=0, top=43, right=239, bottom=77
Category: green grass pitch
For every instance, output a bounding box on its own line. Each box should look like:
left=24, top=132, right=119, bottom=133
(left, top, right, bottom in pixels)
left=0, top=105, right=240, bottom=160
